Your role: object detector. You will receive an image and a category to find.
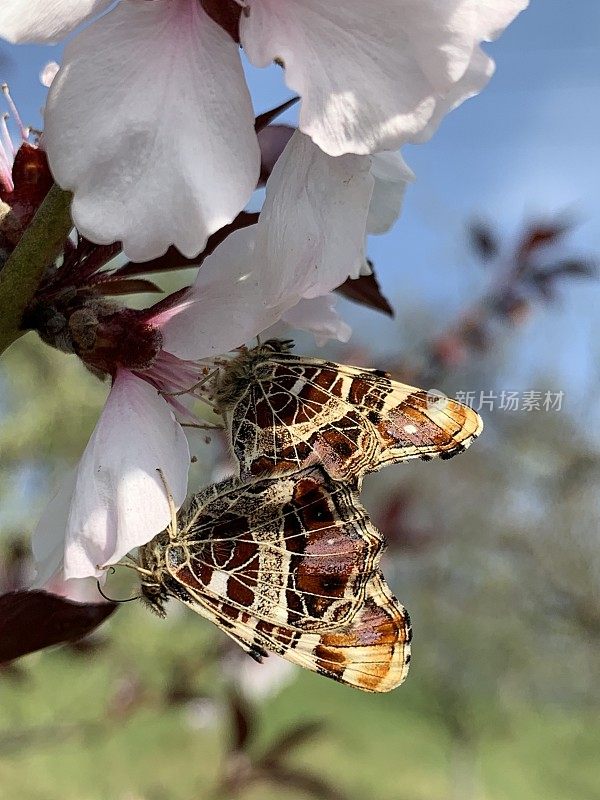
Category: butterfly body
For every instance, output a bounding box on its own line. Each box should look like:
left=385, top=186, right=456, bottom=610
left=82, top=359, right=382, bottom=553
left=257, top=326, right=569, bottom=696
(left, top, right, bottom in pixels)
left=138, top=465, right=411, bottom=692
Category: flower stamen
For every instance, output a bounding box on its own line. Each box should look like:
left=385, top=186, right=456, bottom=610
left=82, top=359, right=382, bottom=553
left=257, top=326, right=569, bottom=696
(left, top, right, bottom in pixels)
left=1, top=83, right=30, bottom=142
left=138, top=350, right=220, bottom=423
left=0, top=112, right=14, bottom=157
left=0, top=84, right=34, bottom=195
left=159, top=368, right=218, bottom=398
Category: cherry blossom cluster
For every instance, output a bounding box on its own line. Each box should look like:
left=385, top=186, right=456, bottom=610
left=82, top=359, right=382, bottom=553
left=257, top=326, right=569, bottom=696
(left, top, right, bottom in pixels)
left=0, top=0, right=528, bottom=586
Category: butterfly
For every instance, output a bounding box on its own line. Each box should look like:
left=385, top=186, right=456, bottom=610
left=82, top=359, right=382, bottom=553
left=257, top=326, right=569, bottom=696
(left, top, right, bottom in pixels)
left=136, top=465, right=411, bottom=692
left=212, top=339, right=483, bottom=481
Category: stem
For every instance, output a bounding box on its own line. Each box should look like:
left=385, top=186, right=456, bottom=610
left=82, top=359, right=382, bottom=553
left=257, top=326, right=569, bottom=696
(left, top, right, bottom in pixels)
left=0, top=184, right=73, bottom=356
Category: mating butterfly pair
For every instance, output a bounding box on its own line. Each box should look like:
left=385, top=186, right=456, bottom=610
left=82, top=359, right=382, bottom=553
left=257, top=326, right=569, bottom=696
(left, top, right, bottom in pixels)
left=137, top=340, right=482, bottom=691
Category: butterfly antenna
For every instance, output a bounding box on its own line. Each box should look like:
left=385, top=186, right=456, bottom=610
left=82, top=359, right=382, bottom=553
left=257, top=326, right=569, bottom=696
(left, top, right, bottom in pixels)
left=96, top=582, right=139, bottom=603
left=157, top=467, right=178, bottom=541
left=96, top=568, right=140, bottom=603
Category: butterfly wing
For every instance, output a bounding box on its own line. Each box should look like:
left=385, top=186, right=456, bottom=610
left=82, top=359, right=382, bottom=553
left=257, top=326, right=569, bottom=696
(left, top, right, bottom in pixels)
left=169, top=568, right=410, bottom=693
left=226, top=350, right=483, bottom=480
left=169, top=466, right=384, bottom=634
left=151, top=465, right=409, bottom=691
left=290, top=570, right=411, bottom=692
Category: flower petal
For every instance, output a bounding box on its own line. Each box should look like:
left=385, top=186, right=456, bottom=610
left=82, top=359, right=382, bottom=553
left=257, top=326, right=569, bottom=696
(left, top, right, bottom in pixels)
left=46, top=371, right=189, bottom=580
left=0, top=0, right=110, bottom=44
left=32, top=468, right=78, bottom=587
left=241, top=0, right=527, bottom=155
left=413, top=47, right=494, bottom=143
left=282, top=295, right=352, bottom=346
left=44, top=0, right=260, bottom=261
left=367, top=151, right=415, bottom=235
left=158, top=226, right=286, bottom=359
left=40, top=61, right=61, bottom=88
left=253, top=130, right=373, bottom=302
left=160, top=132, right=373, bottom=359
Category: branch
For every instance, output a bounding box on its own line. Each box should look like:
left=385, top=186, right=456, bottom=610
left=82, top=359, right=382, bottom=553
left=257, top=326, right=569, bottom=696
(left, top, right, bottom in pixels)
left=0, top=185, right=72, bottom=356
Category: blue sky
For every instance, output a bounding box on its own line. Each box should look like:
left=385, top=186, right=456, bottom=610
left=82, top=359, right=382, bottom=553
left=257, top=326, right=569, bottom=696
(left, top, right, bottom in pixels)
left=2, top=1, right=599, bottom=409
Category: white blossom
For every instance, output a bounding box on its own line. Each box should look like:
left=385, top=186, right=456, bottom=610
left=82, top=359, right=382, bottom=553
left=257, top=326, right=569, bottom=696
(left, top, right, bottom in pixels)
left=0, top=0, right=527, bottom=258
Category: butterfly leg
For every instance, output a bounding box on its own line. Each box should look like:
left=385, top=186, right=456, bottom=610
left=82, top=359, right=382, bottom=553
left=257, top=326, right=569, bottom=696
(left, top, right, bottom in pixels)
left=179, top=421, right=224, bottom=431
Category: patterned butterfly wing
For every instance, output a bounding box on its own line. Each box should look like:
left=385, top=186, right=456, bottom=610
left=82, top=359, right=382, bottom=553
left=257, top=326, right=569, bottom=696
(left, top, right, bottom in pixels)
left=175, top=569, right=410, bottom=692
left=215, top=341, right=483, bottom=481
left=138, top=465, right=409, bottom=691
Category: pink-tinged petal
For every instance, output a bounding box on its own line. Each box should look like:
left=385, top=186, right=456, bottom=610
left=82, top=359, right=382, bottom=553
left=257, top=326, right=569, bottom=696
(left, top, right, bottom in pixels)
left=282, top=295, right=352, bottom=346
left=241, top=0, right=527, bottom=155
left=367, top=151, right=415, bottom=235
left=158, top=226, right=286, bottom=360
left=56, top=371, right=189, bottom=580
left=254, top=130, right=373, bottom=301
left=45, top=0, right=259, bottom=261
left=32, top=468, right=78, bottom=587
left=0, top=0, right=111, bottom=44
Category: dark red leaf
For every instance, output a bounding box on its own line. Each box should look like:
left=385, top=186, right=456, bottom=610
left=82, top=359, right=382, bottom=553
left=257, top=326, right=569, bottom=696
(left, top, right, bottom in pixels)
left=516, top=218, right=574, bottom=261
left=183, top=210, right=257, bottom=266
left=546, top=258, right=597, bottom=278
left=141, top=286, right=190, bottom=323
left=336, top=266, right=394, bottom=317
left=469, top=220, right=499, bottom=261
left=76, top=241, right=123, bottom=280
left=115, top=211, right=260, bottom=277
left=258, top=125, right=295, bottom=185
left=112, top=247, right=194, bottom=277
left=0, top=590, right=117, bottom=664
left=0, top=144, right=54, bottom=249
left=201, top=0, right=242, bottom=42
left=228, top=690, right=253, bottom=752
left=254, top=97, right=299, bottom=132
left=260, top=720, right=325, bottom=765
left=90, top=278, right=163, bottom=296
